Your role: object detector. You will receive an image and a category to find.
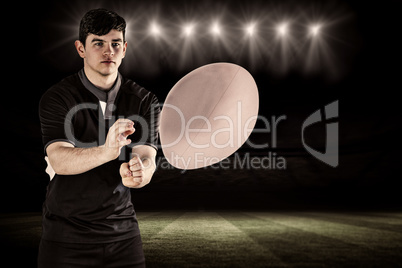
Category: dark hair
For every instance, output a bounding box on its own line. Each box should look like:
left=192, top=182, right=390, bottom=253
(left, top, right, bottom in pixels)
left=79, top=8, right=126, bottom=46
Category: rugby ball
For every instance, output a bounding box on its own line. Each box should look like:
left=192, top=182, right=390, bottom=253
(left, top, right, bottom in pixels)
left=159, top=62, right=259, bottom=169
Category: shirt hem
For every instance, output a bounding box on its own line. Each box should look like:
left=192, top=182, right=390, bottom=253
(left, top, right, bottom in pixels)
left=41, top=231, right=139, bottom=244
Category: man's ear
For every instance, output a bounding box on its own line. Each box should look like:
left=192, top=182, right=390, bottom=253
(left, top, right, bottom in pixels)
left=75, top=40, right=85, bottom=58
left=122, top=41, right=127, bottom=59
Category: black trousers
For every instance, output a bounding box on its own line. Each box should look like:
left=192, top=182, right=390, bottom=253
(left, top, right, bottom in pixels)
left=38, top=235, right=145, bottom=268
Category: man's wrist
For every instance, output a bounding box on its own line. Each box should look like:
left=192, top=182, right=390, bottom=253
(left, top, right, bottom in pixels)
left=99, top=145, right=115, bottom=163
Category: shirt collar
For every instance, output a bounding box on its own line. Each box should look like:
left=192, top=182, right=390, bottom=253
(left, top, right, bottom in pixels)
left=78, top=68, right=122, bottom=103
left=78, top=69, right=122, bottom=119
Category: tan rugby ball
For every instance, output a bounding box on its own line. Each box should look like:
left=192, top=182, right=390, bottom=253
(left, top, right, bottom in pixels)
left=159, top=62, right=259, bottom=169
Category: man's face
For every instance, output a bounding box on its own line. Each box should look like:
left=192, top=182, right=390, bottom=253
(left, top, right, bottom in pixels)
left=78, top=29, right=127, bottom=77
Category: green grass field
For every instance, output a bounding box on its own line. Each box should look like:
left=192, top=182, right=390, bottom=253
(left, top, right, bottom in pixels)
left=1, top=211, right=402, bottom=267
left=138, top=211, right=402, bottom=267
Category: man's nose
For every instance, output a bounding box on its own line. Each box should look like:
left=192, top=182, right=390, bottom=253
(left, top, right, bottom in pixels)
left=103, top=43, right=114, bottom=56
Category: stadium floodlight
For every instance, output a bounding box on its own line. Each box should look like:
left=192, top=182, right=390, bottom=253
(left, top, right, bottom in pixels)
left=211, top=22, right=221, bottom=36
left=245, top=23, right=256, bottom=37
left=309, top=24, right=321, bottom=37
left=150, top=22, right=161, bottom=36
left=183, top=23, right=195, bottom=37
left=276, top=22, right=289, bottom=37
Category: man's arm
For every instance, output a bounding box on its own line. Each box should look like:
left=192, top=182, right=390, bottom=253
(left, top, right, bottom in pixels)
left=47, top=119, right=135, bottom=175
left=120, top=145, right=157, bottom=188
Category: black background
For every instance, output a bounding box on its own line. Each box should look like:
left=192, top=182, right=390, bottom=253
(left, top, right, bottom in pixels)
left=2, top=0, right=402, bottom=213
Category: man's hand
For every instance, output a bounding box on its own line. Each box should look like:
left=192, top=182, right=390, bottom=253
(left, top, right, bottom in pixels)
left=102, top=119, right=135, bottom=162
left=120, top=145, right=157, bottom=188
left=120, top=155, right=145, bottom=188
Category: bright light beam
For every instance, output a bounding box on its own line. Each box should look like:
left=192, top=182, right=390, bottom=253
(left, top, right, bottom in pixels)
left=183, top=23, right=195, bottom=37
left=211, top=22, right=221, bottom=36
left=245, top=23, right=256, bottom=37
left=276, top=22, right=289, bottom=37
left=309, top=24, right=321, bottom=37
left=150, top=22, right=161, bottom=36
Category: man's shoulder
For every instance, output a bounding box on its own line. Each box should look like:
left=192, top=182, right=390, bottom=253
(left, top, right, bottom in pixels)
left=39, top=73, right=84, bottom=110
left=121, top=77, right=157, bottom=101
left=47, top=73, right=81, bottom=95
left=41, top=73, right=82, bottom=101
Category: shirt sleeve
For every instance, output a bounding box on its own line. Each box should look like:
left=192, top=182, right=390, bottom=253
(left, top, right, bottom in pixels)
left=141, top=92, right=161, bottom=150
left=129, top=92, right=160, bottom=151
left=39, top=88, right=75, bottom=155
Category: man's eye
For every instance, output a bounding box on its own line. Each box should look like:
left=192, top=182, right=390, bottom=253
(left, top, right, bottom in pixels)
left=112, top=43, right=120, bottom=47
left=95, top=42, right=103, bottom=46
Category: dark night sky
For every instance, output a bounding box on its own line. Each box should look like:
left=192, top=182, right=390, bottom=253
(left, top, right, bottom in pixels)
left=2, top=0, right=402, bottom=212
